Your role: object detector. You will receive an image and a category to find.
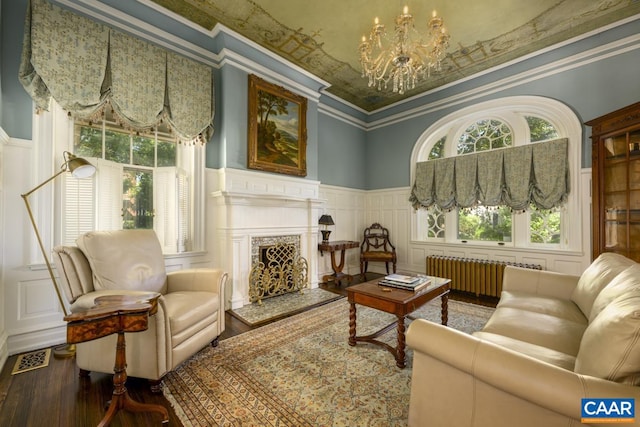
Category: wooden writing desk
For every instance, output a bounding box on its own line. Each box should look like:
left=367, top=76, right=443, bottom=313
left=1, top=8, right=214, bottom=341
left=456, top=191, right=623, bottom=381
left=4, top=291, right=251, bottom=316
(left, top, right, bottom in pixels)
left=64, top=293, right=169, bottom=426
left=318, top=240, right=359, bottom=285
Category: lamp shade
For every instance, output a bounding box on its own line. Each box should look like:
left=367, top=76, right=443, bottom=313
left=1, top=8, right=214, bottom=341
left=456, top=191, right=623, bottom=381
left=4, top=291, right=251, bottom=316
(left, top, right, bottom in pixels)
left=319, top=214, right=334, bottom=226
left=66, top=153, right=96, bottom=178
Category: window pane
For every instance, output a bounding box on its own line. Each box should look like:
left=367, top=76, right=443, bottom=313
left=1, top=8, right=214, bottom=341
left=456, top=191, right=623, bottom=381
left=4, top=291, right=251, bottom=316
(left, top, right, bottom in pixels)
left=526, top=116, right=558, bottom=142
left=458, top=119, right=512, bottom=155
left=132, top=135, right=155, bottom=167
left=157, top=141, right=177, bottom=167
left=122, top=168, right=154, bottom=230
left=105, top=129, right=130, bottom=163
left=530, top=208, right=561, bottom=244
left=425, top=206, right=445, bottom=238
left=75, top=126, right=103, bottom=157
left=428, top=136, right=446, bottom=160
left=458, top=206, right=512, bottom=242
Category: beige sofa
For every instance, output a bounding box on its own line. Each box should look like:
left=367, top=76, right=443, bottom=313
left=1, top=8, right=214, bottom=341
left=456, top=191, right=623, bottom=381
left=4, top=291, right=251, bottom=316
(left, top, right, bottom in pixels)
left=53, top=229, right=227, bottom=390
left=407, top=253, right=640, bottom=426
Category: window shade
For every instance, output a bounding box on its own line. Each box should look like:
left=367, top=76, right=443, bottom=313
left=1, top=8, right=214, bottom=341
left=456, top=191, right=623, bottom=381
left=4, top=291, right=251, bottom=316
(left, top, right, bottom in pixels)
left=409, top=138, right=570, bottom=211
left=19, top=0, right=214, bottom=144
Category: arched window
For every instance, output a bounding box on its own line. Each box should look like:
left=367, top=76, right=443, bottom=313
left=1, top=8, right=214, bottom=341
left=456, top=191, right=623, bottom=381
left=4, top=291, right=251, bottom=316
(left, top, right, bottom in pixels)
left=410, top=96, right=581, bottom=252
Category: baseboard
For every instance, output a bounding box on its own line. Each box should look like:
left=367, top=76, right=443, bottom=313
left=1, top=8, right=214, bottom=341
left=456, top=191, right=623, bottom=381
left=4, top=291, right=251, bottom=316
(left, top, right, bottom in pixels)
left=6, top=324, right=66, bottom=356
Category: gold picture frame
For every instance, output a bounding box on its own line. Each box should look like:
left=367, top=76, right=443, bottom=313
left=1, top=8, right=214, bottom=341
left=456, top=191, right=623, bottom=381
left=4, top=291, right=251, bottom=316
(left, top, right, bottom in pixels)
left=248, top=74, right=307, bottom=177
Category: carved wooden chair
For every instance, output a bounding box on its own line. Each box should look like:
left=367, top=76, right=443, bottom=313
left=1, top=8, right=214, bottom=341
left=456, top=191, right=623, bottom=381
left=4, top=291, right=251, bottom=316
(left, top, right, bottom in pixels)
left=360, top=223, right=397, bottom=279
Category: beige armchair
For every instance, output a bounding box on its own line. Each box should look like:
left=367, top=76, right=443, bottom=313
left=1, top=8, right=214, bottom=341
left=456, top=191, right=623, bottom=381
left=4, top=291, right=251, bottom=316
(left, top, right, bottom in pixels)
left=53, top=229, right=226, bottom=391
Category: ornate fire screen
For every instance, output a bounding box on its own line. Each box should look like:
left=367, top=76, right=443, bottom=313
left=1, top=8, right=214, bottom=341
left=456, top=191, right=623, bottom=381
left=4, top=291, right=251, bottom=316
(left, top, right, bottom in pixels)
left=249, top=242, right=308, bottom=305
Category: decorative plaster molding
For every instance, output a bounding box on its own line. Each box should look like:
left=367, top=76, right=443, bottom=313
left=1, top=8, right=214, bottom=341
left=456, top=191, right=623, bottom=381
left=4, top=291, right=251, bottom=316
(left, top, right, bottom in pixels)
left=219, top=52, right=324, bottom=102
left=318, top=103, right=367, bottom=130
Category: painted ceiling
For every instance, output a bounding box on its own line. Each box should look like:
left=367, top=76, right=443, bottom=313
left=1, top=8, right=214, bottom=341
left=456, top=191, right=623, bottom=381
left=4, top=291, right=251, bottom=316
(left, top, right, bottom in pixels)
left=150, top=0, right=640, bottom=112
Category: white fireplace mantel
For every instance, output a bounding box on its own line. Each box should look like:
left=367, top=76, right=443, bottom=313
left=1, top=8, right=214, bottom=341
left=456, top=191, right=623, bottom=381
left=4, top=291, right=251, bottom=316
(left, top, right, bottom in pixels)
left=207, top=168, right=326, bottom=309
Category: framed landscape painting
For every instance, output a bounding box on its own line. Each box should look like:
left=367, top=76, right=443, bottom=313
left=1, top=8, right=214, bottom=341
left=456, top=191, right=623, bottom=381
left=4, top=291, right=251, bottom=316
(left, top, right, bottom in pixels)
left=248, top=74, right=307, bottom=177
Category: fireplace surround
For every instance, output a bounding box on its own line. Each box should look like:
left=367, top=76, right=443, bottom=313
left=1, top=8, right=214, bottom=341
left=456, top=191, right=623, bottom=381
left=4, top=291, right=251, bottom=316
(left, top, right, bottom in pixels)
left=208, top=168, right=324, bottom=309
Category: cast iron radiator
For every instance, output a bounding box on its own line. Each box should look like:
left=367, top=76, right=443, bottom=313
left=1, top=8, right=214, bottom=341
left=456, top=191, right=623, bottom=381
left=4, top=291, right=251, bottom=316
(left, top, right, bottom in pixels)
left=426, top=255, right=543, bottom=298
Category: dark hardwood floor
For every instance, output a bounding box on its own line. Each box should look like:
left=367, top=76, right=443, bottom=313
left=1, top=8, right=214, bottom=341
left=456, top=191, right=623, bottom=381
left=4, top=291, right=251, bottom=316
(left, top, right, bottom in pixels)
left=0, top=272, right=496, bottom=426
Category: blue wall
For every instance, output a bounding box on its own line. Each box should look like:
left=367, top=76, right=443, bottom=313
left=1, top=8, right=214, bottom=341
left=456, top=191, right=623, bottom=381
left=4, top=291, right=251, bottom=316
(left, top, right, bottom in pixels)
left=1, top=0, right=30, bottom=138
left=318, top=113, right=367, bottom=189
left=209, top=64, right=321, bottom=180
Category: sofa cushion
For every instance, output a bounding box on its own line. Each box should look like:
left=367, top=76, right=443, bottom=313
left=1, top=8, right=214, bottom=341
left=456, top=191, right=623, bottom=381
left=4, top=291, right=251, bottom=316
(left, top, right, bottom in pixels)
left=497, top=291, right=587, bottom=323
left=570, top=253, right=635, bottom=318
left=77, top=229, right=167, bottom=294
left=473, top=331, right=577, bottom=370
left=589, top=264, right=640, bottom=322
left=480, top=307, right=587, bottom=356
left=574, top=291, right=640, bottom=385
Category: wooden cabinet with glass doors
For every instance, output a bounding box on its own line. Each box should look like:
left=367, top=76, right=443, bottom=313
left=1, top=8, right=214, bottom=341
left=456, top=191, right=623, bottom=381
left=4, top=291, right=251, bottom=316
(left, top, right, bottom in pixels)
left=586, top=102, right=640, bottom=262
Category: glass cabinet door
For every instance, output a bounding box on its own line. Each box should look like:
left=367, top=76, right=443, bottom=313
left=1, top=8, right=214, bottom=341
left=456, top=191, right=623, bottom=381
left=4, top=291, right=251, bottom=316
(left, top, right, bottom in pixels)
left=588, top=102, right=640, bottom=263
left=602, top=131, right=640, bottom=261
left=629, top=130, right=640, bottom=260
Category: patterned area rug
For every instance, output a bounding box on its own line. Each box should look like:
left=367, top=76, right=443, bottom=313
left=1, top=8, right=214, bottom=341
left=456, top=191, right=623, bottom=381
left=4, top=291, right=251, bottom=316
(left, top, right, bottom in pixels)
left=229, top=287, right=343, bottom=326
left=163, top=298, right=494, bottom=426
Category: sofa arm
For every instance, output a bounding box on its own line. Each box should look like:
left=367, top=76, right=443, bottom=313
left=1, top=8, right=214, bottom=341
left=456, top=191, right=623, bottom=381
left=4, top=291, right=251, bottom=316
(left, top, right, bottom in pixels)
left=407, top=319, right=640, bottom=426
left=167, top=268, right=227, bottom=295
left=502, top=266, right=580, bottom=300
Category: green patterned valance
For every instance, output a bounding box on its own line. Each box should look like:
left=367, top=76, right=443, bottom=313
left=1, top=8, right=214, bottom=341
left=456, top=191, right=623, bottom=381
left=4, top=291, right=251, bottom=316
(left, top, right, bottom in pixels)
left=409, top=138, right=570, bottom=211
left=19, top=0, right=214, bottom=144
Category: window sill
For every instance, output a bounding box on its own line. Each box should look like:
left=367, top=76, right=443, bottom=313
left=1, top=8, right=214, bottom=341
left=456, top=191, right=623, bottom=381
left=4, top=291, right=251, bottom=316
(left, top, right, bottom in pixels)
left=410, top=239, right=584, bottom=257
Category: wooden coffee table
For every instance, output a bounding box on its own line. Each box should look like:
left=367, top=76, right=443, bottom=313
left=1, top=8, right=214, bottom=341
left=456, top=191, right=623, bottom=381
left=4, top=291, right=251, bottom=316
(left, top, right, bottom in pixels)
left=347, top=276, right=451, bottom=368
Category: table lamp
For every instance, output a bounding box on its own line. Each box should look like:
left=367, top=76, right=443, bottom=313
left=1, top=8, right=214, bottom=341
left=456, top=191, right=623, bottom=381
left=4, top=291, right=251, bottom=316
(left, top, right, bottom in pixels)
left=21, top=151, right=96, bottom=358
left=319, top=214, right=334, bottom=243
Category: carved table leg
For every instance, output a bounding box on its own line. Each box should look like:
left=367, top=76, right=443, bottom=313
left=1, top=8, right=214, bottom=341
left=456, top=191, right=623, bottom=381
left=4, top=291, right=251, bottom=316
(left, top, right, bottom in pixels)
left=329, top=249, right=353, bottom=285
left=98, top=332, right=169, bottom=427
left=396, top=315, right=406, bottom=369
left=348, top=302, right=357, bottom=346
left=441, top=293, right=449, bottom=326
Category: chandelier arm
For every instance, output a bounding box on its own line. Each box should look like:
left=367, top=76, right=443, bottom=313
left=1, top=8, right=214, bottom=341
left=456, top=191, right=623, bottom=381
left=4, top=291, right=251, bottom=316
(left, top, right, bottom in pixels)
left=359, top=7, right=449, bottom=94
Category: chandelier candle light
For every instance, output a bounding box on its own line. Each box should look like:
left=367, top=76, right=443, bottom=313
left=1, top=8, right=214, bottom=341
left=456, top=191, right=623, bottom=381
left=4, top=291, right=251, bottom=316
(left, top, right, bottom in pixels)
left=359, top=6, right=450, bottom=94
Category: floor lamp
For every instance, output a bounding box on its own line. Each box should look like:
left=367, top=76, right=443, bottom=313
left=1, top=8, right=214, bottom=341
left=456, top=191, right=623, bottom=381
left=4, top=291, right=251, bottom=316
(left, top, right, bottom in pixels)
left=21, top=151, right=96, bottom=359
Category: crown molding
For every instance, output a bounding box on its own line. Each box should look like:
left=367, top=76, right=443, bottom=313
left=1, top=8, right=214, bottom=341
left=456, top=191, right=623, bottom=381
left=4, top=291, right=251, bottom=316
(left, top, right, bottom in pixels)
left=317, top=104, right=367, bottom=130
left=219, top=50, right=322, bottom=102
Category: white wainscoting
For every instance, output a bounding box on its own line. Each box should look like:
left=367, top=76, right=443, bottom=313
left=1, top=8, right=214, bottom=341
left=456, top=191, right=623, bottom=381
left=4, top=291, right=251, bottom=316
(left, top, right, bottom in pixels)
left=319, top=170, right=592, bottom=278
left=0, top=159, right=593, bottom=362
left=1, top=130, right=216, bottom=357
left=317, top=185, right=368, bottom=278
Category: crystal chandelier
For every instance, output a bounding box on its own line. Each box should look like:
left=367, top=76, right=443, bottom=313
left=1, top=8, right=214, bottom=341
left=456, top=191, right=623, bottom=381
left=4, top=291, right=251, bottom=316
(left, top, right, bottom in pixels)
left=359, top=6, right=450, bottom=95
